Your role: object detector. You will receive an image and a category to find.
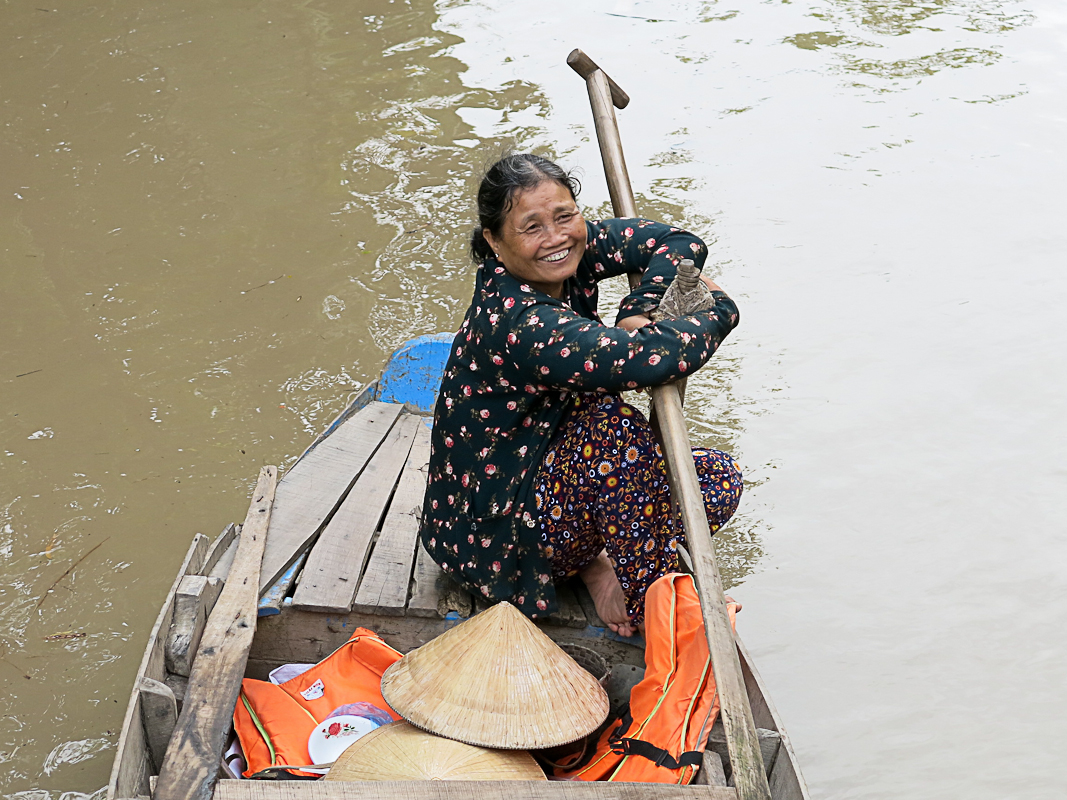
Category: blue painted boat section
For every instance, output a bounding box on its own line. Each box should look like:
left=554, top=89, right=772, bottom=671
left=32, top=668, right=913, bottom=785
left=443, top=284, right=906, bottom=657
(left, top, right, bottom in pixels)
left=376, top=332, right=453, bottom=413
left=258, top=558, right=303, bottom=616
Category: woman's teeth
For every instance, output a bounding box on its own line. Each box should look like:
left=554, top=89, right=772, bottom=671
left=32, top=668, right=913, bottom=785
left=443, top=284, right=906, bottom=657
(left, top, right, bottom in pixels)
left=541, top=249, right=569, bottom=263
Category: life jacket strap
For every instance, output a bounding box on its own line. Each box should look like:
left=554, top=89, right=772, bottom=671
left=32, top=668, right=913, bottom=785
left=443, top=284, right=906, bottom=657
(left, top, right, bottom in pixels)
left=608, top=709, right=704, bottom=771
left=609, top=737, right=704, bottom=770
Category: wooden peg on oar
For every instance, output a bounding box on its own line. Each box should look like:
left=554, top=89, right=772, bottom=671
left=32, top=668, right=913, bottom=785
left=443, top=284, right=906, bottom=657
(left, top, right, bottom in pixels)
left=567, top=48, right=630, bottom=109
left=154, top=466, right=278, bottom=800
left=568, top=48, right=638, bottom=226
left=568, top=49, right=773, bottom=800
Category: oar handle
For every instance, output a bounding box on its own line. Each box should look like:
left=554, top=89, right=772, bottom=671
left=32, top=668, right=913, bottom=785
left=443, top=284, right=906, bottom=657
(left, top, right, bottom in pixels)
left=569, top=50, right=638, bottom=284
left=567, top=49, right=630, bottom=109
left=570, top=51, right=772, bottom=800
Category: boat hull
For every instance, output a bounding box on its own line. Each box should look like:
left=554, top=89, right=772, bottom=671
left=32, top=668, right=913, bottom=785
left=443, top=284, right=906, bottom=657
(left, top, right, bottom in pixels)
left=107, top=336, right=808, bottom=800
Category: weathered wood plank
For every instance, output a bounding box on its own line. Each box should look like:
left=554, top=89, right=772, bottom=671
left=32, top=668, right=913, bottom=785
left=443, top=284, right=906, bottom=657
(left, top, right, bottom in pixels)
left=200, top=524, right=239, bottom=578
left=258, top=552, right=306, bottom=616
left=292, top=414, right=422, bottom=613
left=108, top=533, right=210, bottom=800
left=208, top=533, right=240, bottom=582
left=768, top=739, right=806, bottom=800
left=259, top=402, right=403, bottom=594
left=165, top=575, right=224, bottom=677
left=353, top=424, right=432, bottom=615
left=137, top=677, right=177, bottom=774
left=248, top=607, right=645, bottom=678
left=737, top=639, right=776, bottom=733
left=708, top=722, right=781, bottom=779
left=407, top=543, right=472, bottom=619
left=293, top=381, right=379, bottom=467
left=164, top=673, right=188, bottom=711
left=694, top=750, right=728, bottom=787
left=155, top=467, right=277, bottom=800
left=214, top=780, right=738, bottom=800
left=548, top=582, right=587, bottom=629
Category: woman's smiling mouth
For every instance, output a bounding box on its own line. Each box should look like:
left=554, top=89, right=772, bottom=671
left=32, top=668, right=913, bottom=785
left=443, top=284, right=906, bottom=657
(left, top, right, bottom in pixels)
left=540, top=249, right=570, bottom=263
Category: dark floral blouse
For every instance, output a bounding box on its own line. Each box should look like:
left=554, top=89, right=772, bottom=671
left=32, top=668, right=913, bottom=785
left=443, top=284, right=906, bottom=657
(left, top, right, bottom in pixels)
left=420, top=218, right=740, bottom=618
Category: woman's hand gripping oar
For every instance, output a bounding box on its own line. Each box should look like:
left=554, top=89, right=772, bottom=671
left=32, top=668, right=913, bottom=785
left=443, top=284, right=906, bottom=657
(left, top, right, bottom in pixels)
left=568, top=48, right=773, bottom=800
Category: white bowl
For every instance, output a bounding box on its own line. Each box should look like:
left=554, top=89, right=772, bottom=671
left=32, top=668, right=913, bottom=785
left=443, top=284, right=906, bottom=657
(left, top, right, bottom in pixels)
left=307, top=714, right=380, bottom=766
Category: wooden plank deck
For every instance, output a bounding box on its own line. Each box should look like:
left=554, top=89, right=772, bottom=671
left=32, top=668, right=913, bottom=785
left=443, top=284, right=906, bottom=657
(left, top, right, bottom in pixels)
left=259, top=401, right=404, bottom=594
left=257, top=405, right=636, bottom=641
left=292, top=414, right=422, bottom=613
left=352, top=423, right=432, bottom=615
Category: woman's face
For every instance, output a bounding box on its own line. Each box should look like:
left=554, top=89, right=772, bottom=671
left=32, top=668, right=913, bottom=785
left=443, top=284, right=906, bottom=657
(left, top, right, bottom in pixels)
left=482, top=180, right=586, bottom=298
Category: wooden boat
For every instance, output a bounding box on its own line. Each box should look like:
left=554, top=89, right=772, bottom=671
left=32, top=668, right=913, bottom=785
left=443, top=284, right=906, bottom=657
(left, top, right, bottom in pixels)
left=107, top=334, right=810, bottom=800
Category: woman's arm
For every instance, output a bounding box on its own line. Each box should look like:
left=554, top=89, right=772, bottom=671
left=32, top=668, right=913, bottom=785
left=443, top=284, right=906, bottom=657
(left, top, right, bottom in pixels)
left=504, top=293, right=739, bottom=392
left=584, top=218, right=709, bottom=324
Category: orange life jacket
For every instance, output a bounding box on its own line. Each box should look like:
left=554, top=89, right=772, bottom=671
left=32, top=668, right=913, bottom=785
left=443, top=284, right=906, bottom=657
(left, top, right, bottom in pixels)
left=232, top=627, right=402, bottom=777
left=561, top=573, right=738, bottom=784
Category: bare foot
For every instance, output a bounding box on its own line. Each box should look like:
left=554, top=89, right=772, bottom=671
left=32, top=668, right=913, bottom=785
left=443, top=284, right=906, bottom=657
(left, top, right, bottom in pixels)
left=580, top=550, right=636, bottom=637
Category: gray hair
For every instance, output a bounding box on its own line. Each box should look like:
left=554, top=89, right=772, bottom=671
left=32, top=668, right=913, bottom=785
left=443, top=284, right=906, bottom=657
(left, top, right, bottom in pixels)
left=469, top=154, right=581, bottom=262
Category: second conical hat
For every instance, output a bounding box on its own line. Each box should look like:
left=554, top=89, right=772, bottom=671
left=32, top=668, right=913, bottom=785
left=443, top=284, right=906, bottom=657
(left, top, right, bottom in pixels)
left=325, top=721, right=546, bottom=781
left=381, top=602, right=609, bottom=749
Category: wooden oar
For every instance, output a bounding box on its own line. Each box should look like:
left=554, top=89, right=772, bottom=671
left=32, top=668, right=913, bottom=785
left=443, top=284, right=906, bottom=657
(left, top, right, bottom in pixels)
left=154, top=466, right=278, bottom=800
left=568, top=48, right=772, bottom=800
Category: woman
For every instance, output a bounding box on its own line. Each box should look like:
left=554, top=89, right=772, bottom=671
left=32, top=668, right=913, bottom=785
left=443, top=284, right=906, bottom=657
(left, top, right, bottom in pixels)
left=420, top=154, right=742, bottom=636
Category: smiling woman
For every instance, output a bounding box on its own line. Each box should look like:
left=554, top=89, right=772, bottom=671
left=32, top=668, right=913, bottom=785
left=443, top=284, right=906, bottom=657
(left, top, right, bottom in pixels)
left=481, top=180, right=587, bottom=297
left=421, top=153, right=745, bottom=636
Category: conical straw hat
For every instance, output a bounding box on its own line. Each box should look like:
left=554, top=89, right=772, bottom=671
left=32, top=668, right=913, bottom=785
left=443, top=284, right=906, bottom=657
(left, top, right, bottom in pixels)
left=381, top=602, right=609, bottom=749
left=325, top=721, right=545, bottom=782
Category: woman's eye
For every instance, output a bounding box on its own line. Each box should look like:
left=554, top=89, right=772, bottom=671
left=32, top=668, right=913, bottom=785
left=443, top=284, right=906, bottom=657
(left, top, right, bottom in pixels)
left=522, top=225, right=541, bottom=235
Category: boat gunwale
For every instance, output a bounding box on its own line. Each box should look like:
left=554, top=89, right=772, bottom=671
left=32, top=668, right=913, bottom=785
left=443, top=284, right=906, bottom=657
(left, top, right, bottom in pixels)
left=107, top=533, right=210, bottom=800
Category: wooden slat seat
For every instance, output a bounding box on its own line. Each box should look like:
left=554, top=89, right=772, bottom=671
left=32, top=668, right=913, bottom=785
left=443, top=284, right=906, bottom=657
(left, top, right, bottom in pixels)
left=259, top=401, right=405, bottom=595
left=270, top=404, right=467, bottom=622
left=293, top=415, right=423, bottom=613
left=353, top=423, right=433, bottom=615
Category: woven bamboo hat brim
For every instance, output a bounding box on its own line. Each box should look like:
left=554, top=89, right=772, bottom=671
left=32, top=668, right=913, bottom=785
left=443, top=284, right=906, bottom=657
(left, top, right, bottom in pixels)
left=381, top=601, right=609, bottom=749
left=325, top=721, right=546, bottom=782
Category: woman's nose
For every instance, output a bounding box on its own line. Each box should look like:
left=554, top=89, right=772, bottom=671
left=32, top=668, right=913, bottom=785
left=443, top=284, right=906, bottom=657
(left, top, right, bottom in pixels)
left=543, top=220, right=568, bottom=243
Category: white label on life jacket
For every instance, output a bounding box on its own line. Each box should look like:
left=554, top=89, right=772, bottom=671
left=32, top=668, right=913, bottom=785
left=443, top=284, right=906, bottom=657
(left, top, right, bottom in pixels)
left=300, top=679, right=325, bottom=700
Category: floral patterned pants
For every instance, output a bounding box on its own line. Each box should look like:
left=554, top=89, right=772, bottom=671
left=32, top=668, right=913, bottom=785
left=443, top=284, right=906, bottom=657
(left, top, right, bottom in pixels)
left=532, top=393, right=743, bottom=623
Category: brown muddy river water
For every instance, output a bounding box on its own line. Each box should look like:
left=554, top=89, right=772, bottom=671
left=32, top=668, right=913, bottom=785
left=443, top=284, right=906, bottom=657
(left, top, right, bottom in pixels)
left=2, top=0, right=1065, bottom=797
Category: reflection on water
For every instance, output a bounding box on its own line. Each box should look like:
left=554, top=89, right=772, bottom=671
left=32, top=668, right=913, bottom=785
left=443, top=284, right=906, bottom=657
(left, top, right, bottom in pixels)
left=0, top=0, right=549, bottom=793
left=818, top=0, right=1034, bottom=37
left=785, top=0, right=1033, bottom=90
